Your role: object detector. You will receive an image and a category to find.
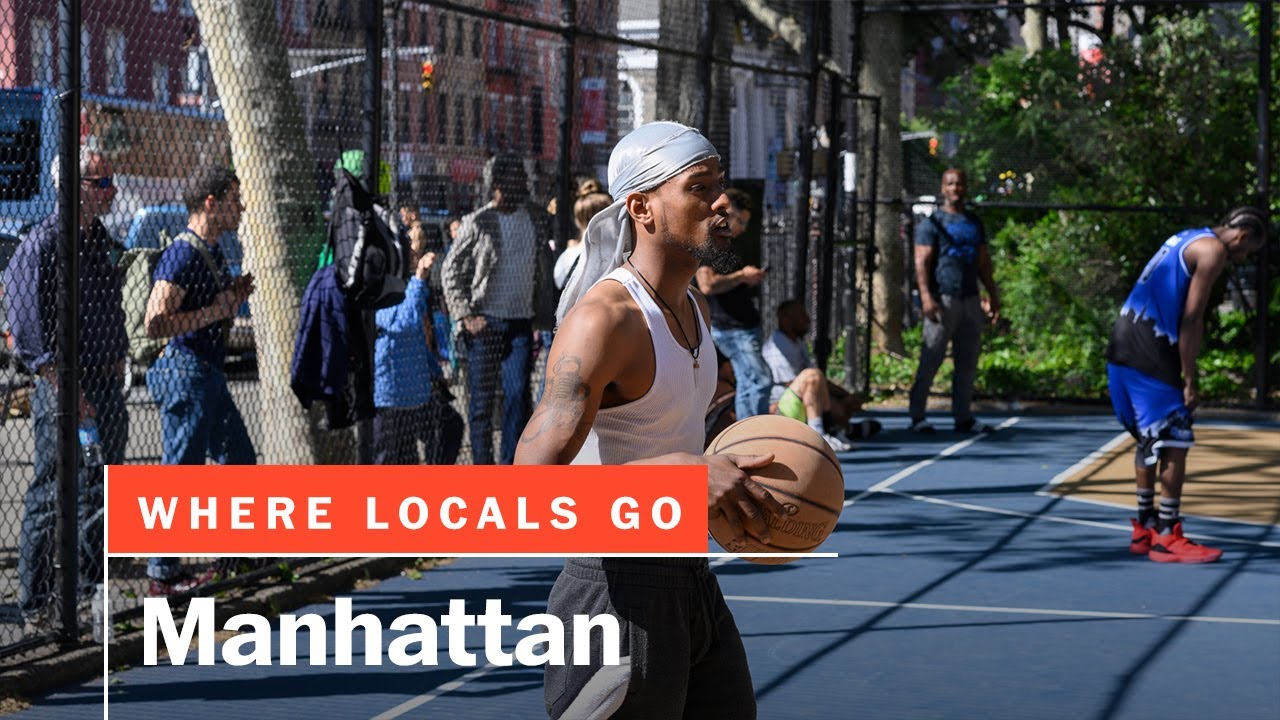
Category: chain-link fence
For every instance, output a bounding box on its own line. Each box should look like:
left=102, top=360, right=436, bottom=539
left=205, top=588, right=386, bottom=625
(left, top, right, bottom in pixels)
left=3, top=0, right=1269, bottom=664
left=0, top=0, right=864, bottom=658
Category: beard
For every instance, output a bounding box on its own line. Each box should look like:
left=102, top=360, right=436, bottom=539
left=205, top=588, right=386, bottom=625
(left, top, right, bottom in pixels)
left=659, top=210, right=741, bottom=273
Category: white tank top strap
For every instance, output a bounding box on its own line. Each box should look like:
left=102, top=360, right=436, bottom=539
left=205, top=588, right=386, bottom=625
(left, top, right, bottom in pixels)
left=572, top=266, right=717, bottom=465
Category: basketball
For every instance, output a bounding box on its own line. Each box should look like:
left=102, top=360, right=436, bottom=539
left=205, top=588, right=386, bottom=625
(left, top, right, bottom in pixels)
left=704, top=414, right=845, bottom=564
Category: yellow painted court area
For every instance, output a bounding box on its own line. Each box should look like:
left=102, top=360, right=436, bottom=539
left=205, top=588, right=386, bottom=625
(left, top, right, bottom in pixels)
left=1052, top=426, right=1280, bottom=526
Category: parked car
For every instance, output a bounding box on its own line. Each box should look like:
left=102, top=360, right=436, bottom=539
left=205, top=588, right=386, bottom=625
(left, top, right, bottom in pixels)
left=1, top=218, right=34, bottom=418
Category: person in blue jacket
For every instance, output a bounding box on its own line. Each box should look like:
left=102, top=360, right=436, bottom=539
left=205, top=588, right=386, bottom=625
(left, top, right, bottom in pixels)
left=373, top=246, right=464, bottom=464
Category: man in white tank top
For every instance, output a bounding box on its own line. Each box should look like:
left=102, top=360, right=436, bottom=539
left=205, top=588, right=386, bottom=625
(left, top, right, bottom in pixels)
left=516, top=122, right=785, bottom=719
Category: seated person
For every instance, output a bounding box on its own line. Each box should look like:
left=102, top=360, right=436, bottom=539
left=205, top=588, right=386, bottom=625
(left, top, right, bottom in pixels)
left=762, top=300, right=881, bottom=451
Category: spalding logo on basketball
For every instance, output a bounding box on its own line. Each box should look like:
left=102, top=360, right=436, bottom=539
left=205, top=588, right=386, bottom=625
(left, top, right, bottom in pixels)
left=704, top=414, right=845, bottom=564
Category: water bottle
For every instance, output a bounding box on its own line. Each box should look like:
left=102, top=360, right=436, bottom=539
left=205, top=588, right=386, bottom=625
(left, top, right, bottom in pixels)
left=78, top=418, right=104, bottom=468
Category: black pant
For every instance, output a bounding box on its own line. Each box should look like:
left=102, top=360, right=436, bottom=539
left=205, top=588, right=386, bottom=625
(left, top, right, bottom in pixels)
left=372, top=398, right=464, bottom=465
left=545, top=558, right=756, bottom=719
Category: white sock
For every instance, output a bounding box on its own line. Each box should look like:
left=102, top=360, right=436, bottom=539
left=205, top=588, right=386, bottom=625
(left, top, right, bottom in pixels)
left=807, top=417, right=824, bottom=433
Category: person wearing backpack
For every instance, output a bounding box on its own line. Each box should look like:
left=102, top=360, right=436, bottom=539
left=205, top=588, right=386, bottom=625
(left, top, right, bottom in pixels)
left=908, top=167, right=1001, bottom=435
left=5, top=148, right=128, bottom=622
left=142, top=166, right=255, bottom=595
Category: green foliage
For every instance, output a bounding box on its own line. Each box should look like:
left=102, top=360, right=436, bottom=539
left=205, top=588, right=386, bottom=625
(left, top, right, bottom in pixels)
left=903, top=8, right=1277, bottom=403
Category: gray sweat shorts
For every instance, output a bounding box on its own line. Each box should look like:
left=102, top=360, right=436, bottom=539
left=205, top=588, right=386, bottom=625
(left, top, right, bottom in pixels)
left=544, top=557, right=756, bottom=720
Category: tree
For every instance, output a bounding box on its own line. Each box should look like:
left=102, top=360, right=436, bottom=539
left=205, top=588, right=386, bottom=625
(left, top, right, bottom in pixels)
left=192, top=0, right=326, bottom=463
left=656, top=0, right=706, bottom=128
left=1021, top=0, right=1048, bottom=54
left=925, top=8, right=1276, bottom=400
left=861, top=1, right=906, bottom=353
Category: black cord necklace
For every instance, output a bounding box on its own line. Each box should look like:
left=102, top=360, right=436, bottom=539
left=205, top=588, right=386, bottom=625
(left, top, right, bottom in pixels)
left=626, top=258, right=702, bottom=368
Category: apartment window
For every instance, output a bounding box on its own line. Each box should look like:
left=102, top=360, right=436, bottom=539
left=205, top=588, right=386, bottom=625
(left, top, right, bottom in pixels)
left=454, top=17, right=463, bottom=56
left=81, top=27, right=92, bottom=92
left=487, top=23, right=498, bottom=65
left=31, top=21, right=54, bottom=87
left=185, top=48, right=203, bottom=94
left=317, top=80, right=331, bottom=122
left=438, top=14, right=447, bottom=54
left=106, top=30, right=127, bottom=96
left=452, top=94, right=463, bottom=147
left=398, top=91, right=410, bottom=142
left=417, top=99, right=428, bottom=144
left=152, top=62, right=170, bottom=105
left=436, top=92, right=448, bottom=145
left=530, top=87, right=543, bottom=154
left=472, top=95, right=481, bottom=145
left=617, top=79, right=635, bottom=134
left=292, top=0, right=309, bottom=34
left=471, top=20, right=481, bottom=58
left=487, top=94, right=500, bottom=145
left=275, top=0, right=285, bottom=27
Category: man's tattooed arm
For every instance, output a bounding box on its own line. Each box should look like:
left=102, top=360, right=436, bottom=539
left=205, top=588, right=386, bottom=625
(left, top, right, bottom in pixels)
left=521, top=355, right=592, bottom=446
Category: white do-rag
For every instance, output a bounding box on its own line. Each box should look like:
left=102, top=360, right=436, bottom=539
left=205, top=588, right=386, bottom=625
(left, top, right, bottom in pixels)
left=555, top=121, right=719, bottom=325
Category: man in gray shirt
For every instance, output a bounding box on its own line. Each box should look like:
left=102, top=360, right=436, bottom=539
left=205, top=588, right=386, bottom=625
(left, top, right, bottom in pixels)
left=442, top=155, right=555, bottom=464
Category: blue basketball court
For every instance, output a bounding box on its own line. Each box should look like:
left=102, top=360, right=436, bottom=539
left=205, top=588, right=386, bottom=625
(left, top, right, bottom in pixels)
left=16, top=413, right=1280, bottom=719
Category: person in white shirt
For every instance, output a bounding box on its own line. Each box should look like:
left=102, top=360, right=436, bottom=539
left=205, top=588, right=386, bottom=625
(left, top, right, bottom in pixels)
left=517, top=121, right=784, bottom=719
left=762, top=299, right=880, bottom=450
left=553, top=190, right=612, bottom=291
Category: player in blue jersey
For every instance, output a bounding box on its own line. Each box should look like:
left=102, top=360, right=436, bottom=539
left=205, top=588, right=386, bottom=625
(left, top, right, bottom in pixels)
left=1106, top=206, right=1267, bottom=563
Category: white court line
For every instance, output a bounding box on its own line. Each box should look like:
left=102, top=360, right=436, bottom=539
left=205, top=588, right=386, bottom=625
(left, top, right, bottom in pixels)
left=880, top=488, right=1280, bottom=548
left=843, top=416, right=1022, bottom=508
left=724, top=594, right=1280, bottom=626
left=713, top=418, right=1023, bottom=570
left=1046, top=493, right=1280, bottom=529
left=370, top=662, right=500, bottom=719
left=1036, top=430, right=1131, bottom=495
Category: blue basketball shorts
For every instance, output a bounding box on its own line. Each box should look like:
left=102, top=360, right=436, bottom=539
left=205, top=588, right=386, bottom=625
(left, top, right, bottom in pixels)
left=1107, top=362, right=1194, bottom=467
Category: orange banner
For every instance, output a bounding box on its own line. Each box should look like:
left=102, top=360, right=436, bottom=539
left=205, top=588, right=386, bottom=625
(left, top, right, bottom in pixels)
left=107, top=465, right=708, bottom=555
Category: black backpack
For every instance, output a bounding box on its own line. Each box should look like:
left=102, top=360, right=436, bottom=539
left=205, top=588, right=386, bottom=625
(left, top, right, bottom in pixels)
left=328, top=169, right=410, bottom=310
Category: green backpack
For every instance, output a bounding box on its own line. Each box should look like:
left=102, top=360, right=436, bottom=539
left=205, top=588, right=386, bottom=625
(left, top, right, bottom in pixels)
left=119, top=230, right=226, bottom=364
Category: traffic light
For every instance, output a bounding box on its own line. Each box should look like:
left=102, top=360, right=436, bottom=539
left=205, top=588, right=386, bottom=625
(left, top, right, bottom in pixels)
left=420, top=61, right=434, bottom=93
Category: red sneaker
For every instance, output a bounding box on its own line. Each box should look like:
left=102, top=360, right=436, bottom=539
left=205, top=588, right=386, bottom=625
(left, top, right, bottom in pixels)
left=1129, top=519, right=1153, bottom=555
left=1148, top=522, right=1223, bottom=564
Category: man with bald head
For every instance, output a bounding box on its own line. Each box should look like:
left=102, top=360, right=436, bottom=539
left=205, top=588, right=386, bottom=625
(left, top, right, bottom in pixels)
left=909, top=167, right=1001, bottom=434
left=6, top=148, right=129, bottom=621
left=517, top=122, right=784, bottom=718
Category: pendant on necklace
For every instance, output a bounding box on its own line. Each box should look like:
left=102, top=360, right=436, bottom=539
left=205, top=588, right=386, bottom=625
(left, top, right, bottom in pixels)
left=693, top=359, right=700, bottom=369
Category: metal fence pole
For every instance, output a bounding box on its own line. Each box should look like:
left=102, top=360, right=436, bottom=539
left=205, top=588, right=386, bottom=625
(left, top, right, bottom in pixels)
left=696, top=1, right=714, bottom=134
left=791, top=2, right=821, bottom=305
left=56, top=0, right=82, bottom=646
left=815, top=70, right=842, bottom=372
left=1256, top=0, right=1273, bottom=408
left=363, top=0, right=383, bottom=194
left=556, top=0, right=577, bottom=252
left=845, top=2, right=864, bottom=391
left=357, top=0, right=385, bottom=464
left=385, top=0, right=398, bottom=210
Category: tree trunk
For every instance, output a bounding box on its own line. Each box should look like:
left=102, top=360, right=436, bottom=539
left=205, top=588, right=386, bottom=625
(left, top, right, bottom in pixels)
left=1021, top=0, right=1047, bottom=55
left=860, top=2, right=905, bottom=354
left=193, top=0, right=325, bottom=464
left=656, top=0, right=705, bottom=127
